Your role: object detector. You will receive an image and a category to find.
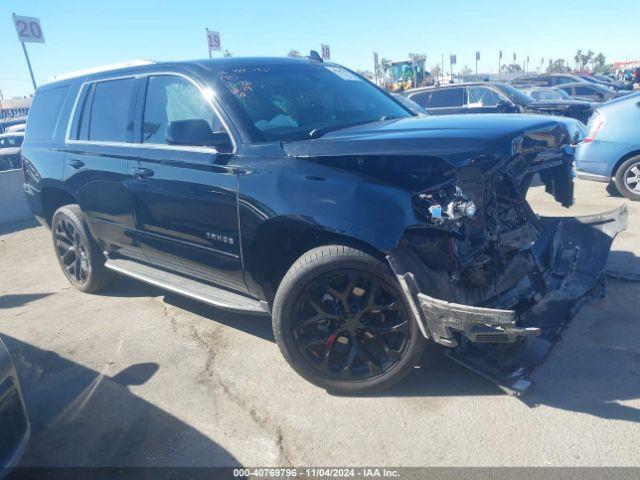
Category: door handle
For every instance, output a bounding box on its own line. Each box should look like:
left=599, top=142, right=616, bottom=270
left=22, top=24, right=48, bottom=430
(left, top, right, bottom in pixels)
left=68, top=159, right=85, bottom=169
left=130, top=167, right=154, bottom=179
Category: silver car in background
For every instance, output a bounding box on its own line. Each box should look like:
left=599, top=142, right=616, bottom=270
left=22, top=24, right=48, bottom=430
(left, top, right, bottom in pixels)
left=0, top=337, right=29, bottom=478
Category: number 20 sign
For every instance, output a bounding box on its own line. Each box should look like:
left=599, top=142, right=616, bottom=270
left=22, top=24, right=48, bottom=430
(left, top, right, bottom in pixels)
left=13, top=14, right=45, bottom=44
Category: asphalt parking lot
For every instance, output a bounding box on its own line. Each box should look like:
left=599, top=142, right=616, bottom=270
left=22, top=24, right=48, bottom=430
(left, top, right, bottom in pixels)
left=1, top=179, right=640, bottom=467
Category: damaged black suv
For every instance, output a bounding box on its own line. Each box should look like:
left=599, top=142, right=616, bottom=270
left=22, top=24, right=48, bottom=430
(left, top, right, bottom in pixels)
left=22, top=57, right=626, bottom=394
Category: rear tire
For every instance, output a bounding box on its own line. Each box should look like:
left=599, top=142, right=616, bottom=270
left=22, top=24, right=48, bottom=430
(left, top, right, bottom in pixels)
left=51, top=204, right=113, bottom=293
left=272, top=245, right=425, bottom=394
left=614, top=156, right=640, bottom=201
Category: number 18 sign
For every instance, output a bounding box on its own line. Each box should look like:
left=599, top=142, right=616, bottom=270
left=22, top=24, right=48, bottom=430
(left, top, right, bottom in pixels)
left=321, top=44, right=331, bottom=60
left=13, top=14, right=45, bottom=44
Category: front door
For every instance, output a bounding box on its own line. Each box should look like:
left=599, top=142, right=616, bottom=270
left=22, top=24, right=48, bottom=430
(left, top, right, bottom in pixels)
left=128, top=74, right=246, bottom=293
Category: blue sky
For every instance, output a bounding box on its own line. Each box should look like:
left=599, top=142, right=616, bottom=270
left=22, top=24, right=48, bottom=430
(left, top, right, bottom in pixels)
left=1, top=0, right=638, bottom=97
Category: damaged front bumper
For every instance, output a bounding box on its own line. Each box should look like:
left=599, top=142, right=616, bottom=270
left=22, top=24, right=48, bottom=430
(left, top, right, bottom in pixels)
left=389, top=205, right=628, bottom=395
left=416, top=294, right=540, bottom=344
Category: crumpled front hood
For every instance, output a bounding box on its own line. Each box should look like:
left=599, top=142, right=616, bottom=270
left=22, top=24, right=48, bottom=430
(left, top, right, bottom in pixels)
left=282, top=114, right=584, bottom=166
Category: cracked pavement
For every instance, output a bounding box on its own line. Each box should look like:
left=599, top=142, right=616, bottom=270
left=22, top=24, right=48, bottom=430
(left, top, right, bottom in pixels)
left=1, top=179, right=640, bottom=467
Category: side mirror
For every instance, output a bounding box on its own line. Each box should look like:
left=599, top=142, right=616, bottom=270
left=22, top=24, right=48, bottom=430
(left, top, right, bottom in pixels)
left=166, top=119, right=232, bottom=151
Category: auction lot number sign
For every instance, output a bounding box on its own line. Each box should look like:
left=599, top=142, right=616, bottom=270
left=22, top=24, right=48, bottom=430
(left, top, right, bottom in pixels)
left=13, top=14, right=45, bottom=43
left=207, top=29, right=221, bottom=52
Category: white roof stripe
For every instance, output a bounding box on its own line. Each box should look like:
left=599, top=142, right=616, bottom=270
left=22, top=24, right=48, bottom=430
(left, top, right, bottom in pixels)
left=46, top=60, right=156, bottom=83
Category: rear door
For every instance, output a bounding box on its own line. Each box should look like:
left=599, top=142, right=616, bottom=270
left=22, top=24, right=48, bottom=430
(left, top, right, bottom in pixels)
left=424, top=87, right=466, bottom=115
left=64, top=76, right=138, bottom=253
left=128, top=73, right=246, bottom=293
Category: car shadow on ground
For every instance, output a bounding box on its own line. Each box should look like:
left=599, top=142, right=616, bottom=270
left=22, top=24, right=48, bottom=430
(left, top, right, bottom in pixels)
left=101, top=258, right=640, bottom=421
left=1, top=334, right=240, bottom=470
left=0, top=293, right=53, bottom=309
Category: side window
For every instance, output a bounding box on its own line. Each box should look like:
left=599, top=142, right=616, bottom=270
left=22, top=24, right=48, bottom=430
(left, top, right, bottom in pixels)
left=575, top=85, right=594, bottom=95
left=25, top=85, right=69, bottom=141
left=407, top=91, right=428, bottom=107
left=90, top=79, right=135, bottom=142
left=467, top=87, right=504, bottom=107
left=142, top=75, right=223, bottom=144
left=554, top=77, right=572, bottom=85
left=558, top=85, right=572, bottom=94
left=428, top=88, right=464, bottom=108
left=75, top=78, right=135, bottom=142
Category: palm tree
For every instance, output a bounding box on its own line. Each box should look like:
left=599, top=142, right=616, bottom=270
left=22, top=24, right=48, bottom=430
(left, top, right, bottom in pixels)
left=574, top=50, right=582, bottom=70
left=580, top=50, right=594, bottom=71
left=460, top=65, right=473, bottom=76
left=593, top=53, right=606, bottom=72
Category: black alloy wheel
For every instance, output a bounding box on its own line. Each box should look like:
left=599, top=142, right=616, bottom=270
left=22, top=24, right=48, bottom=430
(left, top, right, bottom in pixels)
left=272, top=245, right=425, bottom=393
left=291, top=269, right=410, bottom=380
left=51, top=204, right=113, bottom=292
left=54, top=216, right=91, bottom=285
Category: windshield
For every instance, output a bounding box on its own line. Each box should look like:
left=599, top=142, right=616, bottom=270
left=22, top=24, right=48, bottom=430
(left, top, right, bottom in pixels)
left=531, top=89, right=572, bottom=100
left=496, top=83, right=535, bottom=105
left=530, top=89, right=561, bottom=100
left=217, top=64, right=412, bottom=142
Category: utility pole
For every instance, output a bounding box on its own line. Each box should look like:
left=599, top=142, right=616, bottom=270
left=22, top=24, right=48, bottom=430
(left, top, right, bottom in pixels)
left=449, top=54, right=456, bottom=83
left=20, top=41, right=38, bottom=90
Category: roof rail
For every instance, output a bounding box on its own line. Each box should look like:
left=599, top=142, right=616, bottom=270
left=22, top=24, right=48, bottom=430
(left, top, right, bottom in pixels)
left=46, top=59, right=156, bottom=83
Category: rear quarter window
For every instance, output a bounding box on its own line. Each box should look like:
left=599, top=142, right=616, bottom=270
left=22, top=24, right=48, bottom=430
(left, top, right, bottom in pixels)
left=25, top=85, right=70, bottom=141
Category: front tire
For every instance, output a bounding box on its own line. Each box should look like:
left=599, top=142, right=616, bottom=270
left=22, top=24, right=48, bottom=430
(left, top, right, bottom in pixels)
left=272, top=245, right=425, bottom=393
left=614, top=156, right=640, bottom=201
left=51, top=204, right=113, bottom=293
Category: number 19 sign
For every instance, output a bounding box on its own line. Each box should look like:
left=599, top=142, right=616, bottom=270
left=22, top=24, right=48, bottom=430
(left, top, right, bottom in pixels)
left=13, top=14, right=45, bottom=44
left=206, top=29, right=221, bottom=52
